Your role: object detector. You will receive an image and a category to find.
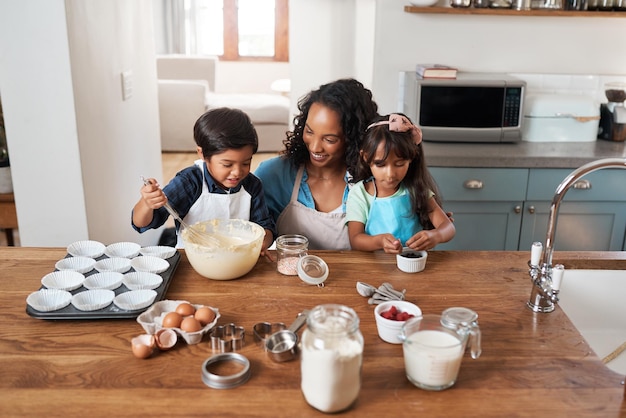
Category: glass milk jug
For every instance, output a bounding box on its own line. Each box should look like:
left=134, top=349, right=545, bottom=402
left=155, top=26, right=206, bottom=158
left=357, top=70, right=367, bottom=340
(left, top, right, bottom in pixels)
left=300, top=304, right=363, bottom=413
left=399, top=308, right=481, bottom=391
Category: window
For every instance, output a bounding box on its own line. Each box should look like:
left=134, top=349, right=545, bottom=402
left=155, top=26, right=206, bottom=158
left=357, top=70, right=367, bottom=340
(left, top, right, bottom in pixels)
left=189, top=0, right=288, bottom=62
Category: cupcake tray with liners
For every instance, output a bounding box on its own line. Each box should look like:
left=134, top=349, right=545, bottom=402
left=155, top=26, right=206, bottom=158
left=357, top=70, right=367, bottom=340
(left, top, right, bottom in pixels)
left=26, top=251, right=180, bottom=320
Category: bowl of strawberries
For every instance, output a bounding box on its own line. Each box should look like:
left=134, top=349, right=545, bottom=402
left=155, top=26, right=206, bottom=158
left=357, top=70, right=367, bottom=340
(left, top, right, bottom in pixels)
left=374, top=300, right=422, bottom=344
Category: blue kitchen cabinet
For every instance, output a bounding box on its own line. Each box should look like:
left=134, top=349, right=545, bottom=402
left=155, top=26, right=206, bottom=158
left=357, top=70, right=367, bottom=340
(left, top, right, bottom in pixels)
left=431, top=167, right=626, bottom=251
left=430, top=167, right=528, bottom=250
left=518, top=168, right=626, bottom=252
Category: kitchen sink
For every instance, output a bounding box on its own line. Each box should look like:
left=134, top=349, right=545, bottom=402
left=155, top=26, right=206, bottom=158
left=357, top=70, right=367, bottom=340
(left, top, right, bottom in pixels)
left=558, top=269, right=626, bottom=376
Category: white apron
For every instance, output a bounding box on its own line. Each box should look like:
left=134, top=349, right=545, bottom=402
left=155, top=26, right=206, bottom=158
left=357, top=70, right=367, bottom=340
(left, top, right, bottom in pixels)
left=276, top=166, right=350, bottom=250
left=175, top=160, right=252, bottom=248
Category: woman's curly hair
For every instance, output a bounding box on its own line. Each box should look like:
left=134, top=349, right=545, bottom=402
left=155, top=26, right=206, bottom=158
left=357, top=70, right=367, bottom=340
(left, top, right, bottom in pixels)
left=281, top=78, right=379, bottom=176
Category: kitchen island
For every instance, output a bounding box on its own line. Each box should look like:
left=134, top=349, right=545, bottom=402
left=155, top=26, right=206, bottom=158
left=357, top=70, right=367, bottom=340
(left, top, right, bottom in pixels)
left=1, top=248, right=625, bottom=417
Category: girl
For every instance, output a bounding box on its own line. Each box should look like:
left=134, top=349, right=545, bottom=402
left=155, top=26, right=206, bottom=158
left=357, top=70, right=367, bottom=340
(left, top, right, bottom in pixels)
left=346, top=113, right=455, bottom=253
left=132, top=107, right=276, bottom=256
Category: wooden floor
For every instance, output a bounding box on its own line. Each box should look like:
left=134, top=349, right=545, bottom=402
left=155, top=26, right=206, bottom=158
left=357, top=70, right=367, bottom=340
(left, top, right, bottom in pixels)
left=0, top=152, right=278, bottom=247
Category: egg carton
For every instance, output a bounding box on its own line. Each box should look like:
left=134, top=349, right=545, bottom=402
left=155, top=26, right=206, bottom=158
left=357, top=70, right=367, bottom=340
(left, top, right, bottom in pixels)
left=137, top=299, right=220, bottom=344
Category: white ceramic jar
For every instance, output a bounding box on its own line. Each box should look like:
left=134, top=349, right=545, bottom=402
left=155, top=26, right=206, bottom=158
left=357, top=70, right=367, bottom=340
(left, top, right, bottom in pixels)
left=300, top=304, right=363, bottom=413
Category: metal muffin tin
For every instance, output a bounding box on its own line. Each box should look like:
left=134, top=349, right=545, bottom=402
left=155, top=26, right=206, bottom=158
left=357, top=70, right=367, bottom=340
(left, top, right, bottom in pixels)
left=26, top=251, right=180, bottom=320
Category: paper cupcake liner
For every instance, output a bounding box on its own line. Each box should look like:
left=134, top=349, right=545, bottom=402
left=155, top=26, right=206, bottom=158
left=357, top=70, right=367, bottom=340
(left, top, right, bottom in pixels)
left=55, top=256, right=96, bottom=274
left=26, top=289, right=72, bottom=312
left=139, top=246, right=176, bottom=259
left=130, top=256, right=169, bottom=274
left=41, top=270, right=85, bottom=291
left=94, top=257, right=132, bottom=273
left=114, top=289, right=157, bottom=311
left=83, top=271, right=124, bottom=290
left=104, top=242, right=141, bottom=259
left=67, top=240, right=106, bottom=258
left=71, top=289, right=115, bottom=311
left=123, top=271, right=163, bottom=290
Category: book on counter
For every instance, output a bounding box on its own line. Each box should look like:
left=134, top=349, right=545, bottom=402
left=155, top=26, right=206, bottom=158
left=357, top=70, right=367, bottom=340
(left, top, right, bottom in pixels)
left=415, top=64, right=457, bottom=79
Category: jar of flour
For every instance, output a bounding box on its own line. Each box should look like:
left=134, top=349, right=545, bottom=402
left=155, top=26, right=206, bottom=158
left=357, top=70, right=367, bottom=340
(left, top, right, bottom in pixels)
left=300, top=304, right=363, bottom=413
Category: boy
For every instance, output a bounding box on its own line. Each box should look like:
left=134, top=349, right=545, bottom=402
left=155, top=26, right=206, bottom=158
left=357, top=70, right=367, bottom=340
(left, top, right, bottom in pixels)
left=132, top=107, right=276, bottom=258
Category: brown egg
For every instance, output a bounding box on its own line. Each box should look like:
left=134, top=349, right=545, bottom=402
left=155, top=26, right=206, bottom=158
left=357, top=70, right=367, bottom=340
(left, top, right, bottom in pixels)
left=175, top=302, right=196, bottom=316
left=180, top=316, right=202, bottom=333
left=194, top=306, right=216, bottom=326
left=155, top=328, right=177, bottom=350
left=162, top=311, right=183, bottom=328
left=131, top=334, right=155, bottom=359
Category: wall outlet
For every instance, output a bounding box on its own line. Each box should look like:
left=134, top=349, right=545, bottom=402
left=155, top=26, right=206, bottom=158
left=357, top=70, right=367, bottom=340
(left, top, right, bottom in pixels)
left=121, top=70, right=133, bottom=101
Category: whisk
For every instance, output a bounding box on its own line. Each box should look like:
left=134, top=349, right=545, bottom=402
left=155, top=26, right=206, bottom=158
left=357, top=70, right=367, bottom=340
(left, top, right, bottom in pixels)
left=140, top=176, right=222, bottom=248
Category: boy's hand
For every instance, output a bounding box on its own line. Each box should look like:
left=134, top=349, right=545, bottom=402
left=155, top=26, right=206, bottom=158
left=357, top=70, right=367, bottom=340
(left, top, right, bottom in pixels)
left=260, top=230, right=275, bottom=262
left=140, top=178, right=167, bottom=210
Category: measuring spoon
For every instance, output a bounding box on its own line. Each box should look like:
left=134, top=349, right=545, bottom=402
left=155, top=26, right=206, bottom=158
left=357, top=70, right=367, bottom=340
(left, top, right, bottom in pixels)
left=265, top=310, right=309, bottom=362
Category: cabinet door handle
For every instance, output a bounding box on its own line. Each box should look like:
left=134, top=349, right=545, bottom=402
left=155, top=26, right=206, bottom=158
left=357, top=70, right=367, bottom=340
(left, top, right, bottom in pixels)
left=514, top=205, right=522, bottom=214
left=463, top=179, right=483, bottom=189
left=528, top=206, right=535, bottom=214
left=573, top=179, right=591, bottom=190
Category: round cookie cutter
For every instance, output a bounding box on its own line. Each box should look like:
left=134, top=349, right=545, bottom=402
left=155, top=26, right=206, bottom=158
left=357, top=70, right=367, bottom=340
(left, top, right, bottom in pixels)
left=201, top=352, right=251, bottom=389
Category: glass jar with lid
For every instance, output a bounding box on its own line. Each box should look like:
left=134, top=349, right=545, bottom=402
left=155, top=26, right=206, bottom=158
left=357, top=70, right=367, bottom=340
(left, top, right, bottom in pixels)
left=275, top=234, right=308, bottom=276
left=300, top=304, right=363, bottom=413
left=440, top=307, right=482, bottom=359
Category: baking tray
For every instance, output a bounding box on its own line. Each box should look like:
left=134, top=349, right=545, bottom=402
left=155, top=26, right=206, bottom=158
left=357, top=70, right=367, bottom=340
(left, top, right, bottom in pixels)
left=26, top=251, right=181, bottom=320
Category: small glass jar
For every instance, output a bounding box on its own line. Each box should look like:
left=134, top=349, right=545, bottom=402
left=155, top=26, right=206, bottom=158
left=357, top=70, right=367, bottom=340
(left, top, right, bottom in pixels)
left=275, top=234, right=308, bottom=276
left=300, top=304, right=364, bottom=413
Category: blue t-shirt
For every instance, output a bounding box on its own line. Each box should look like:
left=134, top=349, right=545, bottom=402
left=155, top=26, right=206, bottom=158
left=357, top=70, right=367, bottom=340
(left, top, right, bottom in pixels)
left=254, top=156, right=351, bottom=223
left=132, top=162, right=276, bottom=238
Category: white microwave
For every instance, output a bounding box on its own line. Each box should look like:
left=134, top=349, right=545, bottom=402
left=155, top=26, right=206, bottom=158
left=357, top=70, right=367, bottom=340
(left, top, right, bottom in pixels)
left=402, top=72, right=526, bottom=143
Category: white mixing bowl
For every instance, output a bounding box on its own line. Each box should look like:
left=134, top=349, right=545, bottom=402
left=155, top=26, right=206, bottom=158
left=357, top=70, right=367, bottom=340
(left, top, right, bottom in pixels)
left=182, top=219, right=264, bottom=280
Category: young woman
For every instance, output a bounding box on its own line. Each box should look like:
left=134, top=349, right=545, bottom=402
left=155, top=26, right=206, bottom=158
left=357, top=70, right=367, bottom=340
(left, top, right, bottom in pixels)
left=346, top=113, right=455, bottom=253
left=254, top=78, right=379, bottom=250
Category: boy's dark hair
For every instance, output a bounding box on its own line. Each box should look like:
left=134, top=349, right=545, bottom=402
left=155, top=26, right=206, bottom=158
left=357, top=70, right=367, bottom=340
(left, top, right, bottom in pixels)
left=193, top=107, right=258, bottom=158
left=356, top=113, right=442, bottom=230
left=282, top=78, right=379, bottom=176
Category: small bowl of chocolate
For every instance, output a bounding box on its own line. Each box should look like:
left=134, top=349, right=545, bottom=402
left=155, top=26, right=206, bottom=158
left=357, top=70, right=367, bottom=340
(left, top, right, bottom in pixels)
left=396, top=248, right=427, bottom=273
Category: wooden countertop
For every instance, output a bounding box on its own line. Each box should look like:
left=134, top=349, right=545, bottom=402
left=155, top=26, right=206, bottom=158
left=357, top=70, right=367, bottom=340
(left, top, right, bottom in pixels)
left=1, top=248, right=625, bottom=417
left=423, top=140, right=626, bottom=168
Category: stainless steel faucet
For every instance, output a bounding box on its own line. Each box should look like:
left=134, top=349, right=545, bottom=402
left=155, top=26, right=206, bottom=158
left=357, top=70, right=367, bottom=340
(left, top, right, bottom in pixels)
left=527, top=157, right=626, bottom=313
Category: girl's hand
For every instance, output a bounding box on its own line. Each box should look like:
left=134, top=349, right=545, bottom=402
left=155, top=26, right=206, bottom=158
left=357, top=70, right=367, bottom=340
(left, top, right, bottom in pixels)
left=381, top=235, right=403, bottom=254
left=140, top=178, right=167, bottom=210
left=405, top=230, right=438, bottom=251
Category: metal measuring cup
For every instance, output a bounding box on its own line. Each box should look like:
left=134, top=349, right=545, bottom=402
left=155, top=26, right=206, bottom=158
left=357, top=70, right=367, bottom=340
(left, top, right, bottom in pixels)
left=265, top=310, right=309, bottom=362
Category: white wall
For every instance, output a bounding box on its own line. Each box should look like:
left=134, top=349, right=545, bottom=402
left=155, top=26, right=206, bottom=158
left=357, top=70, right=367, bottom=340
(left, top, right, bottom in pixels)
left=289, top=0, right=360, bottom=117
left=0, top=0, right=163, bottom=247
left=290, top=0, right=626, bottom=114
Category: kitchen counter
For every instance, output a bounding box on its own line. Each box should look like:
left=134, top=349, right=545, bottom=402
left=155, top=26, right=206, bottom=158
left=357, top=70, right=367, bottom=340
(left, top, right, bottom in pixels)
left=424, top=140, right=626, bottom=168
left=1, top=248, right=625, bottom=417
